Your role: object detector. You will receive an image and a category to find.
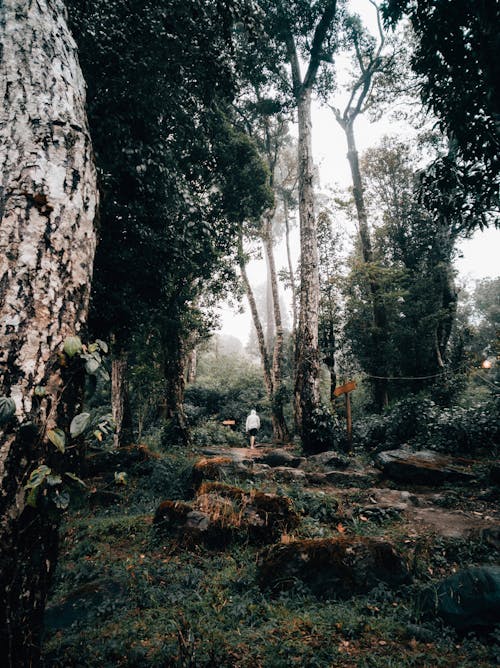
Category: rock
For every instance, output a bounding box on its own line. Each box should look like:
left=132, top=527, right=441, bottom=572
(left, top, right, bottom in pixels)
left=258, top=536, right=410, bottom=597
left=269, top=466, right=307, bottom=483
left=479, top=526, right=500, bottom=550
left=419, top=566, right=500, bottom=632
left=374, top=449, right=476, bottom=485
left=305, top=469, right=378, bottom=488
left=191, top=456, right=253, bottom=489
left=261, top=449, right=305, bottom=468
left=153, top=482, right=299, bottom=546
left=304, top=451, right=351, bottom=470
left=405, top=624, right=437, bottom=643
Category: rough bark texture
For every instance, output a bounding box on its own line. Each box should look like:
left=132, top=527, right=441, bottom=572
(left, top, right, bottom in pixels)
left=161, top=328, right=191, bottom=446
left=111, top=350, right=134, bottom=448
left=283, top=197, right=297, bottom=335
left=294, top=88, right=321, bottom=438
left=263, top=219, right=289, bottom=443
left=0, top=1, right=97, bottom=663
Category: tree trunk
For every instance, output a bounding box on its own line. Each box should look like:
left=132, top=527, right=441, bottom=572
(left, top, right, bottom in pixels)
left=111, top=350, right=134, bottom=448
left=283, top=196, right=298, bottom=335
left=237, top=234, right=273, bottom=398
left=186, top=347, right=198, bottom=384
left=294, top=88, right=322, bottom=442
left=161, top=327, right=191, bottom=446
left=264, top=250, right=275, bottom=354
left=0, top=1, right=97, bottom=664
left=263, top=218, right=290, bottom=443
left=344, top=120, right=389, bottom=410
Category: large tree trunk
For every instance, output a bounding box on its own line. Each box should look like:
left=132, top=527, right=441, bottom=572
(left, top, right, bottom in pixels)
left=294, top=88, right=322, bottom=443
left=238, top=234, right=273, bottom=398
left=0, top=1, right=97, bottom=664
left=263, top=218, right=290, bottom=443
left=161, top=326, right=191, bottom=446
left=111, top=349, right=134, bottom=448
left=344, top=121, right=389, bottom=410
left=283, top=196, right=298, bottom=335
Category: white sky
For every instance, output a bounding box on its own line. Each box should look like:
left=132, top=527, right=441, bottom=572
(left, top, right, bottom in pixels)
left=218, top=1, right=499, bottom=344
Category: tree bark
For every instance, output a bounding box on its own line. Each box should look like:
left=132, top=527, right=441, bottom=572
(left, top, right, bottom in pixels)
left=161, top=327, right=191, bottom=446
left=294, top=88, right=322, bottom=440
left=283, top=196, right=298, bottom=335
left=263, top=218, right=290, bottom=443
left=0, top=1, right=97, bottom=664
left=344, top=120, right=389, bottom=410
left=111, top=349, right=134, bottom=448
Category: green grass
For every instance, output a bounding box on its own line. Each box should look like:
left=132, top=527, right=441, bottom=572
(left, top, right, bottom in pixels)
left=42, top=449, right=499, bottom=667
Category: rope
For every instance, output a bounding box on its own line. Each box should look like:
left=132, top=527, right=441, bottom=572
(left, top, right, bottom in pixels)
left=362, top=368, right=499, bottom=391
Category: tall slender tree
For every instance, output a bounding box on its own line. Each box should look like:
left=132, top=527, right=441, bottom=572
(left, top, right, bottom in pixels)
left=0, top=0, right=98, bottom=662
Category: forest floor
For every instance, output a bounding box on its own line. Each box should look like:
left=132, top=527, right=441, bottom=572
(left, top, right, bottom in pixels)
left=42, top=440, right=500, bottom=667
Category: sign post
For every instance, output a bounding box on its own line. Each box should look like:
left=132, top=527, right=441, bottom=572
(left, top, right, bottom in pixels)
left=333, top=381, right=357, bottom=451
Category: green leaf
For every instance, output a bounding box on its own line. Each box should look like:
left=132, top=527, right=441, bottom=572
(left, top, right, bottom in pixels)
left=64, top=471, right=87, bottom=488
left=0, top=397, right=16, bottom=424
left=34, top=386, right=46, bottom=397
left=52, top=490, right=70, bottom=509
left=96, top=339, right=109, bottom=353
left=25, top=465, right=52, bottom=490
left=88, top=342, right=99, bottom=353
left=46, top=474, right=63, bottom=486
left=85, top=357, right=100, bottom=374
left=70, top=412, right=91, bottom=438
left=26, top=486, right=39, bottom=508
left=63, top=336, right=83, bottom=358
left=47, top=428, right=66, bottom=453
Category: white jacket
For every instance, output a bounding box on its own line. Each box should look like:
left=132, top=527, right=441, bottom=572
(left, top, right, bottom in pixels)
left=245, top=411, right=260, bottom=431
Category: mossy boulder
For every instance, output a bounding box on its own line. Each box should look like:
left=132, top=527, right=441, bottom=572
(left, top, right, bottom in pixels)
left=303, top=451, right=351, bottom=470
left=374, top=449, right=476, bottom=485
left=418, top=566, right=500, bottom=632
left=258, top=536, right=411, bottom=597
left=153, top=482, right=299, bottom=546
left=261, top=449, right=305, bottom=468
left=191, top=456, right=252, bottom=489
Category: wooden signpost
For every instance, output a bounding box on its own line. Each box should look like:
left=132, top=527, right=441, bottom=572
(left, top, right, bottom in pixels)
left=333, top=380, right=357, bottom=451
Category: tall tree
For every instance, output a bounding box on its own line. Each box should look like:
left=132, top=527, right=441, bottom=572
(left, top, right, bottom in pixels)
left=67, top=0, right=267, bottom=446
left=252, top=0, right=339, bottom=450
left=0, top=0, right=97, bottom=663
left=327, top=2, right=413, bottom=409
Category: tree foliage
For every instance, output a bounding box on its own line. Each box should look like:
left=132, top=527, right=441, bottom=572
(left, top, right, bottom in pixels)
left=384, top=0, right=500, bottom=230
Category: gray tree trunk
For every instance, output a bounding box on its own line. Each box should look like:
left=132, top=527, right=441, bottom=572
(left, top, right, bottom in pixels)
left=0, top=1, right=97, bottom=663
left=111, top=350, right=134, bottom=448
left=294, top=88, right=321, bottom=440
left=344, top=121, right=389, bottom=410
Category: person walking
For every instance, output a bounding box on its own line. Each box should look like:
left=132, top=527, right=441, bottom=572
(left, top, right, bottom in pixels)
left=245, top=409, right=260, bottom=449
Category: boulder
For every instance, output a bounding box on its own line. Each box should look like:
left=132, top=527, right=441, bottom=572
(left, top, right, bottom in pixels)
left=374, top=449, right=476, bottom=485
left=303, top=451, right=351, bottom=470
left=268, top=466, right=307, bottom=483
left=305, top=469, right=378, bottom=488
left=419, top=566, right=500, bottom=632
left=258, top=536, right=410, bottom=597
left=153, top=482, right=299, bottom=546
left=191, top=456, right=253, bottom=489
left=261, top=449, right=306, bottom=468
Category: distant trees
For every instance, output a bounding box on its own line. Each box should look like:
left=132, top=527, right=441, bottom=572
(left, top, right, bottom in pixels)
left=343, top=137, right=464, bottom=401
left=0, top=0, right=98, bottom=662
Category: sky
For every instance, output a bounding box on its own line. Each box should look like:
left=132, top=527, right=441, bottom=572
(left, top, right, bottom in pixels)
left=217, top=0, right=499, bottom=345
